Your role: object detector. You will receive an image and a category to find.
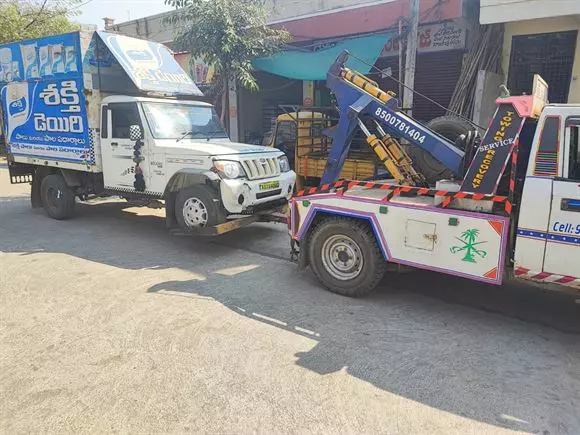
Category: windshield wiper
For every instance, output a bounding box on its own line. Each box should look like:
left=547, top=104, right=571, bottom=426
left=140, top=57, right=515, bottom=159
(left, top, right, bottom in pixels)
left=176, top=130, right=193, bottom=143
left=205, top=130, right=227, bottom=141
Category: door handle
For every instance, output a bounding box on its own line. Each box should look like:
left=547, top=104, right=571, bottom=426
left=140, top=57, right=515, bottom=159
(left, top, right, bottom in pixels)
left=561, top=198, right=580, bottom=212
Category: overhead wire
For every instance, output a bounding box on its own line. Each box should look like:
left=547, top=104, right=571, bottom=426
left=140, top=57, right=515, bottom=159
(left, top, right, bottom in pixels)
left=345, top=51, right=484, bottom=129
left=114, top=0, right=479, bottom=128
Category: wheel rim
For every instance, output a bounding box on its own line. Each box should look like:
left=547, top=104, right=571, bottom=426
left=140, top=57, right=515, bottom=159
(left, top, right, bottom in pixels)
left=321, top=234, right=364, bottom=280
left=46, top=186, right=62, bottom=211
left=182, top=197, right=208, bottom=227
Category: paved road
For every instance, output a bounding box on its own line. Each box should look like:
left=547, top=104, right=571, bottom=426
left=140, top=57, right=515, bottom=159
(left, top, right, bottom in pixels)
left=1, top=165, right=579, bottom=434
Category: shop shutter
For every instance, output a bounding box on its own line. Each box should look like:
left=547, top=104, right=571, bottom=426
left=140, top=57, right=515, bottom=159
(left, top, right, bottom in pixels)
left=375, top=56, right=402, bottom=96
left=412, top=50, right=464, bottom=122
left=375, top=51, right=463, bottom=122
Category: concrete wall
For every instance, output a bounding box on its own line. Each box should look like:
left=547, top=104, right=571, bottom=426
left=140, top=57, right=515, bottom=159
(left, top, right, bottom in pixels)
left=481, top=0, right=580, bottom=25
left=472, top=70, right=503, bottom=129
left=266, top=0, right=396, bottom=23
left=502, top=16, right=580, bottom=103
left=109, top=0, right=396, bottom=42
left=108, top=11, right=175, bottom=43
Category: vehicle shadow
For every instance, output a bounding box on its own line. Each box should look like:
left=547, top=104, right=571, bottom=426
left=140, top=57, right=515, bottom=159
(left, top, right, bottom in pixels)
left=1, top=191, right=579, bottom=433
left=147, top=269, right=580, bottom=434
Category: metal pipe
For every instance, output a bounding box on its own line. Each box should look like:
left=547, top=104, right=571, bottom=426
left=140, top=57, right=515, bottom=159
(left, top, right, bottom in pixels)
left=403, top=0, right=420, bottom=116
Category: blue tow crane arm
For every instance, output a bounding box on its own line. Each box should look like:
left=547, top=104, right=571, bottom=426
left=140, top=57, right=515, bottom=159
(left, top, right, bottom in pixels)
left=320, top=51, right=465, bottom=185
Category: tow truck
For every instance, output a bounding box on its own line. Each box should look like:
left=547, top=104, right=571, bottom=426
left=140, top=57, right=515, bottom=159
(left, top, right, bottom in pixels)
left=290, top=51, right=580, bottom=296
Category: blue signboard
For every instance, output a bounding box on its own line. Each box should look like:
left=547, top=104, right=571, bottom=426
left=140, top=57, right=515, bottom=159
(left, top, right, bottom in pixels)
left=0, top=30, right=200, bottom=165
left=0, top=33, right=90, bottom=163
left=1, top=78, right=91, bottom=163
left=97, top=31, right=203, bottom=96
left=0, top=32, right=82, bottom=85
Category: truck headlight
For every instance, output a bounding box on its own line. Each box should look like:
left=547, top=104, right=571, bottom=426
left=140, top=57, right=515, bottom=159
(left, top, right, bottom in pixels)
left=213, top=160, right=246, bottom=179
left=279, top=155, right=291, bottom=172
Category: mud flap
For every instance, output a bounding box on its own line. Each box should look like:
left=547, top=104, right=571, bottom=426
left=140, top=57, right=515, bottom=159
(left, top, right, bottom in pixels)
left=31, top=172, right=42, bottom=209
left=165, top=191, right=177, bottom=229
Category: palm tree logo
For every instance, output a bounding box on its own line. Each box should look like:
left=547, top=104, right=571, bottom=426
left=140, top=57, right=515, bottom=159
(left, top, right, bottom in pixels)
left=450, top=229, right=488, bottom=263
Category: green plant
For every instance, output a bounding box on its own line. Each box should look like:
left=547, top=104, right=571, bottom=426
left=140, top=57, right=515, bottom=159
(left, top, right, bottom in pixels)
left=165, top=0, right=290, bottom=124
left=0, top=0, right=81, bottom=44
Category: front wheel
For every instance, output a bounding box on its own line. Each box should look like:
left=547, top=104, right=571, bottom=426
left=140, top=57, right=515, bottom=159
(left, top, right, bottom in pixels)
left=308, top=217, right=387, bottom=297
left=175, top=185, right=226, bottom=229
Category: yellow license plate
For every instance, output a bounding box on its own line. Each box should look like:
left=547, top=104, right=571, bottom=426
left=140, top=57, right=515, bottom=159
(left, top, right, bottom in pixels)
left=259, top=181, right=280, bottom=191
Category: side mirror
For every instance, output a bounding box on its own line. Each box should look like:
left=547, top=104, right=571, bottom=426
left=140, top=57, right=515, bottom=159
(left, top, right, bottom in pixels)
left=129, top=124, right=143, bottom=141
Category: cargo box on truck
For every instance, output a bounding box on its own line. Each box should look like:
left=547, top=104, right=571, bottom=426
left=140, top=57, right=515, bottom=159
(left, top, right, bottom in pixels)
left=1, top=31, right=295, bottom=233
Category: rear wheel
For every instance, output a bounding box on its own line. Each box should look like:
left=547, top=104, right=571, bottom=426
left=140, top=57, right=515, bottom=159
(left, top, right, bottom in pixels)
left=175, top=185, right=226, bottom=229
left=40, top=173, right=76, bottom=219
left=308, top=217, right=387, bottom=297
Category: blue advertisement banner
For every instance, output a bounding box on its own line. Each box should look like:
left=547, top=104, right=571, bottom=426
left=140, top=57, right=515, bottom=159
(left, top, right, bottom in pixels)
left=1, top=78, right=91, bottom=163
left=82, top=34, right=138, bottom=94
left=97, top=31, right=203, bottom=96
left=0, top=32, right=82, bottom=85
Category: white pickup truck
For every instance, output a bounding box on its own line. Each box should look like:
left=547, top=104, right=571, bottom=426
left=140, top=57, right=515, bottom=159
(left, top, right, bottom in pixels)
left=1, top=31, right=295, bottom=233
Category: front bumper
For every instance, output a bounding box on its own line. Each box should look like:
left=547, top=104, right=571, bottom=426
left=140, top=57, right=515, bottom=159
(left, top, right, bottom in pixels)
left=219, top=171, right=296, bottom=214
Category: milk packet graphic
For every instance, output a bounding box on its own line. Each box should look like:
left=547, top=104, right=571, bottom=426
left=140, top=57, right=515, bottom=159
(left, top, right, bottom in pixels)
left=51, top=44, right=65, bottom=74
left=38, top=45, right=52, bottom=76
left=0, top=48, right=13, bottom=82
left=64, top=45, right=77, bottom=72
left=20, top=43, right=39, bottom=79
left=0, top=48, right=11, bottom=64
left=12, top=61, right=21, bottom=81
left=111, top=36, right=160, bottom=86
left=4, top=81, right=30, bottom=140
left=3, top=66, right=12, bottom=82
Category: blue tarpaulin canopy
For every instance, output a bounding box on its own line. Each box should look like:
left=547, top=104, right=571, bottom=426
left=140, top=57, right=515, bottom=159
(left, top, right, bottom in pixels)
left=252, top=33, right=391, bottom=81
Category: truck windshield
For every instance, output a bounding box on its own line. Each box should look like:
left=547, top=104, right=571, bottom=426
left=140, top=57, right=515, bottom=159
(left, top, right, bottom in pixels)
left=142, top=102, right=228, bottom=140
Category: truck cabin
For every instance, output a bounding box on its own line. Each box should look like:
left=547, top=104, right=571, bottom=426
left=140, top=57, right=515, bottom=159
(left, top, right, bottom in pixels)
left=514, top=104, right=580, bottom=280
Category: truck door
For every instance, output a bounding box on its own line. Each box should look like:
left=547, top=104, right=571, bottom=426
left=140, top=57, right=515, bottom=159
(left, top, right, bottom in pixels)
left=100, top=102, right=146, bottom=191
left=543, top=119, right=580, bottom=277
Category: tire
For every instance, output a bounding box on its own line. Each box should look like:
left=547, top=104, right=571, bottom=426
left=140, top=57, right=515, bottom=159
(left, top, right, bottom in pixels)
left=308, top=217, right=387, bottom=297
left=175, top=184, right=226, bottom=229
left=409, top=116, right=474, bottom=185
left=40, top=173, right=76, bottom=220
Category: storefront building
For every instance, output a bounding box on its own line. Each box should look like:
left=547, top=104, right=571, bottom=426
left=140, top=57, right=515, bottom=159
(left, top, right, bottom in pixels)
left=480, top=0, right=580, bottom=103
left=240, top=0, right=470, bottom=143
left=110, top=0, right=473, bottom=142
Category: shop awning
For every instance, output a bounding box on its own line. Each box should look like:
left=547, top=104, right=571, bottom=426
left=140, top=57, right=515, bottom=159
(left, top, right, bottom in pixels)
left=252, top=33, right=391, bottom=81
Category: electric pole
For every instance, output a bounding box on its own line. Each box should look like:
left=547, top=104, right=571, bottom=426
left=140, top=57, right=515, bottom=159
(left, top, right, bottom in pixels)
left=403, top=0, right=419, bottom=117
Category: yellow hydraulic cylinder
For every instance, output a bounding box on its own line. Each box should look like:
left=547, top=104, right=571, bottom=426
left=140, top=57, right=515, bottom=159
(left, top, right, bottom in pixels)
left=374, top=122, right=426, bottom=186
left=357, top=119, right=409, bottom=185
left=365, top=134, right=407, bottom=184
left=340, top=68, right=397, bottom=105
left=357, top=119, right=426, bottom=186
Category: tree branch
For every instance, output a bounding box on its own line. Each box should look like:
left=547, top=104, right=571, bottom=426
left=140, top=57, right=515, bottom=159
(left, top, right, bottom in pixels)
left=22, top=0, right=49, bottom=31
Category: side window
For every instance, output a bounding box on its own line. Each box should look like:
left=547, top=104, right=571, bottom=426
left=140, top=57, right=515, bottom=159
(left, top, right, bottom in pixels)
left=109, top=103, right=142, bottom=139
left=101, top=105, right=108, bottom=138
left=567, top=125, right=580, bottom=180
left=275, top=121, right=296, bottom=147
left=533, top=116, right=560, bottom=177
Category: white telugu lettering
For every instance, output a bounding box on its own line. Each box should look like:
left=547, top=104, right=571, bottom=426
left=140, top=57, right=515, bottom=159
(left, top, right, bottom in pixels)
left=34, top=113, right=83, bottom=133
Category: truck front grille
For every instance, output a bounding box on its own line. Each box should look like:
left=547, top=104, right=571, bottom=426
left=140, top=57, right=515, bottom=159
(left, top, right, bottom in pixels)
left=241, top=157, right=281, bottom=180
